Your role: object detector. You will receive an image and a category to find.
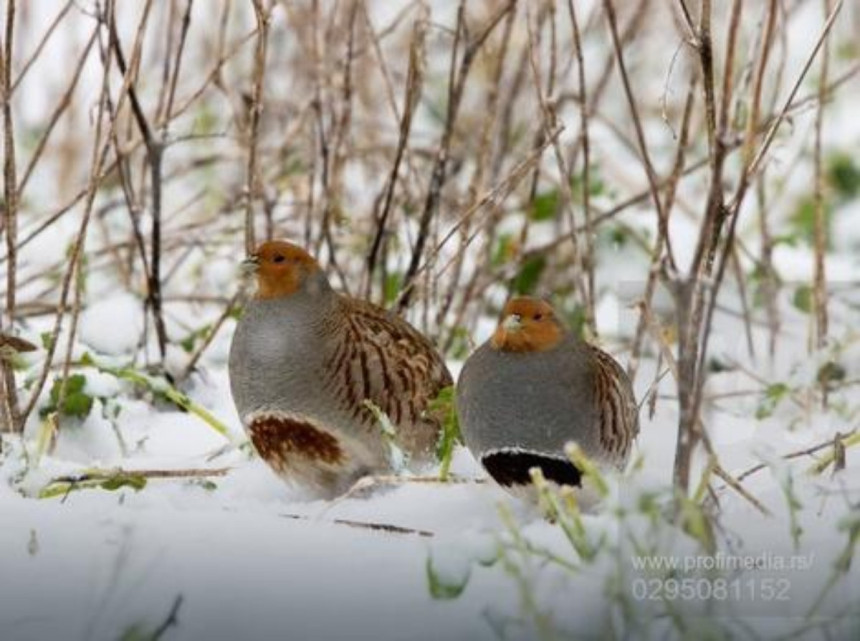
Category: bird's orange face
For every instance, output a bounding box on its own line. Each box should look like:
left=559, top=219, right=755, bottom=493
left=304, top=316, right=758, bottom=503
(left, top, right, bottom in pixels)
left=491, top=297, right=564, bottom=353
left=246, top=241, right=321, bottom=300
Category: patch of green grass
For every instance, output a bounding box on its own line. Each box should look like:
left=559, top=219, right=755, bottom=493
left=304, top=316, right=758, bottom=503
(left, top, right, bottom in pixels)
left=429, top=385, right=461, bottom=481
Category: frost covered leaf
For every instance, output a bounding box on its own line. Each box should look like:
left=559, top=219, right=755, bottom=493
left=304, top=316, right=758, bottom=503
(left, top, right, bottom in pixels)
left=117, top=623, right=152, bottom=641
left=565, top=442, right=608, bottom=498
left=362, top=399, right=407, bottom=473
left=755, top=382, right=789, bottom=419
left=191, top=479, right=218, bottom=492
left=426, top=555, right=471, bottom=600
left=179, top=324, right=212, bottom=353
left=38, top=471, right=148, bottom=499
left=86, top=357, right=233, bottom=442
left=834, top=510, right=860, bottom=573
left=99, top=474, right=147, bottom=492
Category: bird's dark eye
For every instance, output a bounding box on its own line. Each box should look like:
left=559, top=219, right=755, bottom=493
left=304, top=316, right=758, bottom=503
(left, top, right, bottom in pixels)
left=533, top=313, right=543, bottom=321
left=273, top=254, right=286, bottom=263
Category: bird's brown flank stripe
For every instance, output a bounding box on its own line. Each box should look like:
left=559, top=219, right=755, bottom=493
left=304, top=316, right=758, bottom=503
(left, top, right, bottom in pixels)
left=249, top=414, right=344, bottom=466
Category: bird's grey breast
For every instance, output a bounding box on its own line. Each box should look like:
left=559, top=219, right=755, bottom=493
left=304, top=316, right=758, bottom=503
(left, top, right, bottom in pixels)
left=457, top=336, right=596, bottom=456
left=229, top=296, right=327, bottom=419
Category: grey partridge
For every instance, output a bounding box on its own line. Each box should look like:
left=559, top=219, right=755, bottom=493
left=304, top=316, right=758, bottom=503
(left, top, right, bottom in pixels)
left=456, top=297, right=638, bottom=500
left=229, top=240, right=452, bottom=498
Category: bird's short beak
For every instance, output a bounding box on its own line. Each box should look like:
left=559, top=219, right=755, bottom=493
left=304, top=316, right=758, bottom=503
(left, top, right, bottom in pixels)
left=501, top=313, right=522, bottom=332
left=241, top=255, right=260, bottom=276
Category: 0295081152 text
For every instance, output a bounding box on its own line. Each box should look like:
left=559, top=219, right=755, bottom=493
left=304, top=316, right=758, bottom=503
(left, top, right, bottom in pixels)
left=631, top=576, right=791, bottom=602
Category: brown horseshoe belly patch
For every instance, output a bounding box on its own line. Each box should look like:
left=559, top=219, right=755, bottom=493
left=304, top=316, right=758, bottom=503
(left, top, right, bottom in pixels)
left=249, top=414, right=345, bottom=467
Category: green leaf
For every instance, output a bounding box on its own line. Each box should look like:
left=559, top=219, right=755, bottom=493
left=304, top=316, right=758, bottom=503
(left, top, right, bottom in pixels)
left=571, top=171, right=605, bottom=199
left=790, top=197, right=816, bottom=244
left=384, top=272, right=403, bottom=305
left=118, top=623, right=153, bottom=641
left=606, top=225, right=628, bottom=248
left=790, top=196, right=832, bottom=246
left=40, top=332, right=54, bottom=351
left=192, top=103, right=219, bottom=136
left=363, top=399, right=407, bottom=473
left=529, top=191, right=559, bottom=221
left=179, top=324, right=212, bottom=354
left=39, top=473, right=147, bottom=499
left=42, top=374, right=94, bottom=420
left=192, top=479, right=218, bottom=492
left=429, top=385, right=461, bottom=480
left=817, top=361, right=846, bottom=390
left=512, top=256, right=546, bottom=295
left=828, top=153, right=860, bottom=200
left=792, top=284, right=813, bottom=313
left=100, top=475, right=147, bottom=492
left=755, top=382, right=789, bottom=419
left=180, top=335, right=196, bottom=353
left=446, top=327, right=471, bottom=361
left=563, top=303, right=587, bottom=341
left=491, top=234, right=515, bottom=267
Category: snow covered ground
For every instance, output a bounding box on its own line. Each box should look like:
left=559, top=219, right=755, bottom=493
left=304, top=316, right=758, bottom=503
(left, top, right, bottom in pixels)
left=2, top=283, right=859, bottom=641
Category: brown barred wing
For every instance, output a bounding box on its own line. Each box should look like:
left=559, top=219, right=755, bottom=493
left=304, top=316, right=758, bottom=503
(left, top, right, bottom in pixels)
left=587, top=343, right=639, bottom=467
left=322, top=297, right=453, bottom=458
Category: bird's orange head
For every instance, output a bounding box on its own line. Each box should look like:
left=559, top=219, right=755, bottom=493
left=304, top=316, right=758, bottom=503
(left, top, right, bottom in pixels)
left=491, top=297, right=565, bottom=353
left=244, top=240, right=323, bottom=300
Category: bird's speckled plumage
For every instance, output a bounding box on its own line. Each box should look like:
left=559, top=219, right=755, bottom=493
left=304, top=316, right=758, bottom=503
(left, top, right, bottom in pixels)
left=456, top=297, right=638, bottom=499
left=229, top=241, right=452, bottom=498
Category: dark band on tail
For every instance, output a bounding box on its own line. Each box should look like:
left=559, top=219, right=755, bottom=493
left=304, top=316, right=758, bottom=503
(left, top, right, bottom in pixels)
left=481, top=450, right=581, bottom=488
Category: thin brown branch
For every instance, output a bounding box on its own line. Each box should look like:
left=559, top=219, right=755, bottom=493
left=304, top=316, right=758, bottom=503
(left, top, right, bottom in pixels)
left=603, top=0, right=675, bottom=271
left=397, top=0, right=516, bottom=312
left=365, top=9, right=426, bottom=299
left=812, top=0, right=832, bottom=363
left=245, top=1, right=269, bottom=256
left=109, top=2, right=168, bottom=362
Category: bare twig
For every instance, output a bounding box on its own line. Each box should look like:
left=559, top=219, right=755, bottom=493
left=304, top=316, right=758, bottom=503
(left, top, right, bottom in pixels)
left=245, top=0, right=270, bottom=256
left=280, top=512, right=435, bottom=538
left=397, top=0, right=516, bottom=312
left=603, top=0, right=675, bottom=270
left=109, top=2, right=168, bottom=362
left=812, top=0, right=832, bottom=365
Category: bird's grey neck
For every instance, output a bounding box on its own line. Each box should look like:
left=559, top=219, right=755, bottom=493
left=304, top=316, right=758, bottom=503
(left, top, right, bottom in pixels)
left=246, top=272, right=338, bottom=330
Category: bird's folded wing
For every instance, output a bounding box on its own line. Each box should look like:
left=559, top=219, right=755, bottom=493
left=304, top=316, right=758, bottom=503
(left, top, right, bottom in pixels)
left=587, top=344, right=639, bottom=462
left=322, top=298, right=452, bottom=430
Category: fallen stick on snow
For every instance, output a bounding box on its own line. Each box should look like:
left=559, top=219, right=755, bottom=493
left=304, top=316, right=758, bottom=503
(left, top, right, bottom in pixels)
left=280, top=512, right=435, bottom=538
left=39, top=466, right=231, bottom=499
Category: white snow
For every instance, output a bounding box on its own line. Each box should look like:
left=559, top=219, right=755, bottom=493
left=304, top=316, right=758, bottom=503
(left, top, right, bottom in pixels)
left=79, top=293, right=145, bottom=356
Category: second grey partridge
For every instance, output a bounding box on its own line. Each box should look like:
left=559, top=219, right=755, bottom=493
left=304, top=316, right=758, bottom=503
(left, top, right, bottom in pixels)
left=456, top=297, right=638, bottom=500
